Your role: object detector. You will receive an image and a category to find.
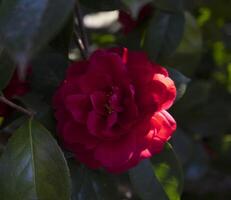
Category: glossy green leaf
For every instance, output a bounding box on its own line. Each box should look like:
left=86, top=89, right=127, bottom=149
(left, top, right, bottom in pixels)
left=80, top=0, right=120, bottom=11
left=151, top=143, right=184, bottom=200
left=129, top=144, right=184, bottom=200
left=69, top=161, right=119, bottom=200
left=0, top=51, right=16, bottom=91
left=164, top=12, right=203, bottom=76
left=0, top=119, right=71, bottom=200
left=153, top=0, right=183, bottom=13
left=129, top=159, right=168, bottom=200
left=144, top=10, right=185, bottom=60
left=167, top=67, right=190, bottom=101
left=122, top=0, right=152, bottom=18
left=17, top=92, right=56, bottom=133
left=0, top=0, right=75, bottom=64
left=31, top=52, right=68, bottom=99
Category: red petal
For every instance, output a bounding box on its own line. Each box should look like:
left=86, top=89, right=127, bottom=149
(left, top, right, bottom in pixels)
left=66, top=61, right=88, bottom=79
left=63, top=121, right=98, bottom=149
left=90, top=91, right=108, bottom=115
left=94, top=133, right=136, bottom=168
left=152, top=74, right=176, bottom=110
left=65, top=94, right=91, bottom=123
left=151, top=110, right=177, bottom=141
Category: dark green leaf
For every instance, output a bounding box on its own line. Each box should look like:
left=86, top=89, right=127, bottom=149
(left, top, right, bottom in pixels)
left=129, top=159, right=168, bottom=200
left=122, top=0, right=152, bottom=18
left=153, top=0, right=183, bottom=13
left=0, top=0, right=75, bottom=64
left=129, top=144, right=184, bottom=200
left=17, top=92, right=56, bottom=133
left=167, top=67, right=190, bottom=101
left=164, top=12, right=203, bottom=76
left=69, top=161, right=119, bottom=200
left=0, top=51, right=16, bottom=91
left=80, top=0, right=120, bottom=11
left=151, top=143, right=184, bottom=200
left=144, top=10, right=185, bottom=60
left=31, top=52, right=68, bottom=99
left=50, top=15, right=74, bottom=56
left=0, top=119, right=71, bottom=200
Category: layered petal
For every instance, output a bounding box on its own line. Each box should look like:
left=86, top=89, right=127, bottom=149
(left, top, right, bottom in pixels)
left=65, top=94, right=91, bottom=123
left=53, top=48, right=177, bottom=173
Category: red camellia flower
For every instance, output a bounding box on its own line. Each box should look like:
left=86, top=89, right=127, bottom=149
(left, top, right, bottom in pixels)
left=53, top=48, right=176, bottom=173
left=0, top=70, right=30, bottom=117
left=119, top=3, right=154, bottom=34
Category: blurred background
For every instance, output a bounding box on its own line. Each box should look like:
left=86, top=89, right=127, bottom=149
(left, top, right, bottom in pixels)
left=78, top=0, right=231, bottom=199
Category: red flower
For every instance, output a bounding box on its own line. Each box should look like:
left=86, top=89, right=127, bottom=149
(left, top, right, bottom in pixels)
left=53, top=48, right=176, bottom=173
left=0, top=70, right=30, bottom=117
left=119, top=3, right=154, bottom=34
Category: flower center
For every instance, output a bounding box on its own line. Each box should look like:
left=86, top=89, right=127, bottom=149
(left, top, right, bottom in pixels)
left=104, top=103, right=113, bottom=115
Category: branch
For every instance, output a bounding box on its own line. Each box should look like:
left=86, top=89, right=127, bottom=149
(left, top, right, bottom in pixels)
left=74, top=0, right=90, bottom=59
left=0, top=96, right=35, bottom=117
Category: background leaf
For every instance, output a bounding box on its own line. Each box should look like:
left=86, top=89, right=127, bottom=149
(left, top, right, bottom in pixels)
left=80, top=0, right=121, bottom=11
left=143, top=10, right=185, bottom=60
left=0, top=51, right=16, bottom=91
left=69, top=160, right=119, bottom=200
left=129, top=143, right=184, bottom=200
left=0, top=119, right=71, bottom=200
left=122, top=0, right=152, bottom=18
left=167, top=67, right=190, bottom=101
left=30, top=51, right=68, bottom=100
left=0, top=0, right=75, bottom=65
left=151, top=143, right=184, bottom=200
left=153, top=0, right=183, bottom=13
left=129, top=159, right=168, bottom=200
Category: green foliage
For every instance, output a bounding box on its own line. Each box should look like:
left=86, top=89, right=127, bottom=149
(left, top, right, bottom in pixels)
left=30, top=51, right=68, bottom=99
left=153, top=0, right=183, bottom=13
left=129, top=143, right=183, bottom=200
left=151, top=144, right=184, bottom=200
left=0, top=119, right=71, bottom=200
left=1, top=0, right=230, bottom=199
left=144, top=10, right=185, bottom=60
left=69, top=161, right=120, bottom=200
left=122, top=0, right=152, bottom=18
left=80, top=0, right=121, bottom=11
left=0, top=51, right=15, bottom=91
left=0, top=0, right=75, bottom=65
left=167, top=67, right=190, bottom=101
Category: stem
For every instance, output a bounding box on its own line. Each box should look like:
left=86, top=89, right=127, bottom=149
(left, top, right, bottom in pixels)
left=0, top=96, right=35, bottom=117
left=74, top=0, right=90, bottom=58
left=73, top=29, right=87, bottom=59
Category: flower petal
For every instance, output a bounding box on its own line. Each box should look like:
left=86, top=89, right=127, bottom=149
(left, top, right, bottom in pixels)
left=65, top=94, right=91, bottom=123
left=151, top=110, right=177, bottom=141
left=63, top=121, right=98, bottom=149
left=94, top=133, right=136, bottom=168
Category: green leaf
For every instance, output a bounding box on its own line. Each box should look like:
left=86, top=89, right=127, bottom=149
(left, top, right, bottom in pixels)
left=129, top=159, right=168, bottom=200
left=163, top=12, right=203, bottom=77
left=153, top=0, right=183, bottom=13
left=69, top=161, right=119, bottom=200
left=122, top=0, right=152, bottom=18
left=80, top=0, right=120, bottom=11
left=17, top=92, right=56, bottom=133
left=0, top=0, right=75, bottom=64
left=167, top=67, right=190, bottom=101
left=151, top=143, right=184, bottom=200
left=143, top=10, right=185, bottom=60
left=129, top=143, right=184, bottom=200
left=30, top=52, right=68, bottom=99
left=0, top=119, right=71, bottom=200
left=0, top=51, right=16, bottom=91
